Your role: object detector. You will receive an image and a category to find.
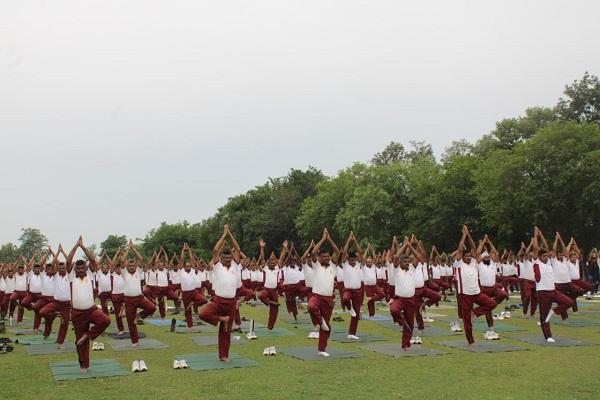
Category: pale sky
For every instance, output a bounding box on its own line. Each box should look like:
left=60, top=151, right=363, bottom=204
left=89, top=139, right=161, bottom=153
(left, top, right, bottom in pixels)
left=1, top=0, right=599, bottom=247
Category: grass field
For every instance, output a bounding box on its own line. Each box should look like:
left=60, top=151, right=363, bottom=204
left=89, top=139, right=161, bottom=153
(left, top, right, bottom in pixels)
left=2, top=295, right=600, bottom=400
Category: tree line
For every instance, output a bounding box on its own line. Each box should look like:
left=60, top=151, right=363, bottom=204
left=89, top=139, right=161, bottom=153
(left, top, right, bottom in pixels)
left=1, top=72, right=599, bottom=263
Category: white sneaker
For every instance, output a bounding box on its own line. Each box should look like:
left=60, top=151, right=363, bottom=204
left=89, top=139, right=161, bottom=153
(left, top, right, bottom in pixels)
left=502, top=311, right=512, bottom=319
left=138, top=360, right=148, bottom=371
left=493, top=314, right=504, bottom=321
left=450, top=324, right=462, bottom=332
left=414, top=336, right=422, bottom=344
left=179, top=359, right=188, bottom=369
left=320, top=319, right=330, bottom=332
left=317, top=351, right=330, bottom=357
left=410, top=338, right=416, bottom=344
left=92, top=342, right=98, bottom=351
left=269, top=346, right=277, bottom=355
left=173, top=360, right=181, bottom=369
left=307, top=331, right=319, bottom=339
left=347, top=334, right=360, bottom=340
left=263, top=348, right=270, bottom=356
left=246, top=332, right=258, bottom=340
left=132, top=360, right=141, bottom=372
left=97, top=343, right=104, bottom=351
left=546, top=337, right=556, bottom=343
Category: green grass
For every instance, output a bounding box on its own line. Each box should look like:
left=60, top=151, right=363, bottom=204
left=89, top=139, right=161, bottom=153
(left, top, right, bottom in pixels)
left=2, top=296, right=600, bottom=400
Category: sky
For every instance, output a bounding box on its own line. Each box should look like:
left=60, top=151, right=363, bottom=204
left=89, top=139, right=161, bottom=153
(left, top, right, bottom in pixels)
left=1, top=0, right=599, bottom=248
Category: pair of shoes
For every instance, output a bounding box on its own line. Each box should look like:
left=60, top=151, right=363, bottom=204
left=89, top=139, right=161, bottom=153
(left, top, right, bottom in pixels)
left=500, top=311, right=511, bottom=319
left=493, top=314, right=505, bottom=321
left=347, top=334, right=360, bottom=340
left=0, top=344, right=14, bottom=353
left=412, top=336, right=422, bottom=344
left=91, top=342, right=105, bottom=351
left=263, top=346, right=277, bottom=356
left=173, top=359, right=189, bottom=369
left=132, top=360, right=148, bottom=372
left=317, top=351, right=330, bottom=357
left=246, top=331, right=258, bottom=340
left=450, top=323, right=462, bottom=332
left=484, top=331, right=500, bottom=340
left=307, top=331, right=319, bottom=339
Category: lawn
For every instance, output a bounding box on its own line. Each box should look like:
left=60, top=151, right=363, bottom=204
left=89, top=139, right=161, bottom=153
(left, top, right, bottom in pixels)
left=1, top=295, right=599, bottom=400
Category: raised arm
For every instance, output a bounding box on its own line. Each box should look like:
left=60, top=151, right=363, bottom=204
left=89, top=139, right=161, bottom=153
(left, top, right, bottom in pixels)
left=80, top=237, right=98, bottom=271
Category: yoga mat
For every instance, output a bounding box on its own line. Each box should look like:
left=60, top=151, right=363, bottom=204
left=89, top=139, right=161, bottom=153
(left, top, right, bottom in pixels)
left=174, top=325, right=217, bottom=334
left=191, top=336, right=248, bottom=346
left=175, top=352, right=258, bottom=371
left=362, top=314, right=391, bottom=321
left=419, top=326, right=462, bottom=337
left=251, top=326, right=296, bottom=337
left=472, top=322, right=526, bottom=332
left=509, top=335, right=594, bottom=347
left=50, top=359, right=128, bottom=381
left=105, top=332, right=146, bottom=340
left=330, top=333, right=385, bottom=343
left=146, top=319, right=184, bottom=326
left=26, top=342, right=76, bottom=355
left=9, top=329, right=38, bottom=336
left=437, top=340, right=526, bottom=353
left=11, top=335, right=57, bottom=345
left=279, top=346, right=361, bottom=361
left=6, top=320, right=34, bottom=329
left=109, top=338, right=168, bottom=351
left=563, top=319, right=600, bottom=328
left=359, top=343, right=448, bottom=357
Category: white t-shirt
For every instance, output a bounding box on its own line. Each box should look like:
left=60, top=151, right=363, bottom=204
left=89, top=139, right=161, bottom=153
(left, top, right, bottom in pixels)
left=535, top=259, right=555, bottom=291
left=567, top=261, right=580, bottom=280
left=391, top=267, right=416, bottom=298
left=430, top=265, right=442, bottom=279
left=170, top=270, right=181, bottom=285
left=411, top=263, right=427, bottom=289
left=4, top=276, right=16, bottom=294
left=263, top=267, right=280, bottom=289
left=520, top=260, right=535, bottom=282
left=311, top=261, right=336, bottom=296
left=15, top=272, right=28, bottom=291
left=303, top=263, right=314, bottom=288
left=53, top=273, right=72, bottom=301
left=111, top=273, right=125, bottom=295
left=28, top=272, right=42, bottom=293
left=124, top=268, right=144, bottom=297
left=179, top=269, right=197, bottom=292
left=376, top=267, right=386, bottom=280
left=211, top=262, right=238, bottom=298
left=282, top=266, right=300, bottom=285
left=478, top=261, right=497, bottom=287
left=551, top=257, right=571, bottom=284
left=41, top=272, right=55, bottom=297
left=362, top=266, right=377, bottom=286
left=454, top=259, right=481, bottom=295
left=72, top=274, right=95, bottom=310
left=342, top=262, right=363, bottom=289
left=156, top=269, right=169, bottom=287
left=146, top=270, right=158, bottom=286
left=97, top=272, right=112, bottom=293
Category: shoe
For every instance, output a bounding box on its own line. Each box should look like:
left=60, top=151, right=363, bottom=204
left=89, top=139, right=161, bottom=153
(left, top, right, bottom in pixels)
left=317, top=351, right=330, bottom=357
left=132, top=360, right=141, bottom=372
left=92, top=342, right=99, bottom=351
left=423, top=316, right=434, bottom=323
left=546, top=337, right=556, bottom=343
left=97, top=343, right=105, bottom=351
left=320, top=319, right=330, bottom=332
left=263, top=348, right=270, bottom=356
left=269, top=346, right=277, bottom=356
left=414, top=336, right=422, bottom=344
left=410, top=338, right=416, bottom=344
left=179, top=359, right=188, bottom=369
left=173, top=360, right=181, bottom=369
left=493, top=314, right=504, bottom=321
left=347, top=335, right=360, bottom=340
left=450, top=323, right=462, bottom=332
left=138, top=360, right=148, bottom=371
left=246, top=332, right=258, bottom=340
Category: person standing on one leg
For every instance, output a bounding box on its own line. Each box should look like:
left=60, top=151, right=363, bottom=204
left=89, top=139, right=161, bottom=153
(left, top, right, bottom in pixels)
left=307, top=228, right=340, bottom=357
left=477, top=235, right=507, bottom=340
left=548, top=233, right=583, bottom=323
left=179, top=244, right=208, bottom=329
left=362, top=244, right=385, bottom=319
left=388, top=249, right=417, bottom=351
left=532, top=228, right=574, bottom=342
left=258, top=240, right=282, bottom=330
left=564, top=238, right=592, bottom=313
left=453, top=226, right=497, bottom=346
left=341, top=231, right=365, bottom=340
left=518, top=241, right=538, bottom=319
left=69, top=237, right=111, bottom=374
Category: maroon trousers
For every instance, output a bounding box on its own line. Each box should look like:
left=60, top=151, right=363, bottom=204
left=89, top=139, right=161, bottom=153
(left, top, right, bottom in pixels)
left=155, top=286, right=181, bottom=318
left=522, top=280, right=538, bottom=316
left=258, top=288, right=280, bottom=329
left=199, top=296, right=236, bottom=360
left=389, top=296, right=417, bottom=348
left=124, top=295, right=156, bottom=344
left=283, top=283, right=301, bottom=317
left=458, top=292, right=497, bottom=344
left=97, top=291, right=112, bottom=315
left=480, top=284, right=508, bottom=327
left=234, top=286, right=255, bottom=326
left=500, top=276, right=519, bottom=293
left=111, top=293, right=125, bottom=332
left=537, top=289, right=574, bottom=339
left=571, top=279, right=593, bottom=312
left=71, top=306, right=111, bottom=369
left=143, top=285, right=157, bottom=302
left=182, top=289, right=208, bottom=327
left=21, top=292, right=43, bottom=328
left=9, top=291, right=27, bottom=321
left=414, top=286, right=441, bottom=330
left=364, top=284, right=385, bottom=317
left=342, top=287, right=364, bottom=335
left=31, top=296, right=53, bottom=336
left=39, top=300, right=71, bottom=344
left=555, top=282, right=585, bottom=318
left=308, top=293, right=334, bottom=352
left=335, top=282, right=345, bottom=310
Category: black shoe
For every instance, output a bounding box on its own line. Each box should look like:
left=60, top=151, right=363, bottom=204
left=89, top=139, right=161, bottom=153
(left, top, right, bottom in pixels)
left=170, top=318, right=177, bottom=332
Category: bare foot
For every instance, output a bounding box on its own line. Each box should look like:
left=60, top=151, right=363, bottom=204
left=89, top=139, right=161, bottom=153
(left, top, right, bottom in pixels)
left=131, top=342, right=139, bottom=348
left=80, top=368, right=88, bottom=374
left=76, top=332, right=89, bottom=346
left=220, top=357, right=230, bottom=363
left=118, top=331, right=125, bottom=336
left=56, top=344, right=64, bottom=350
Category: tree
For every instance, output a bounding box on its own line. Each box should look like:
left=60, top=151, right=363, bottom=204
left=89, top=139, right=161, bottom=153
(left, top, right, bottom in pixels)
left=82, top=244, right=98, bottom=261
left=556, top=72, right=600, bottom=124
left=0, top=243, right=19, bottom=263
left=141, top=222, right=203, bottom=259
left=371, top=141, right=405, bottom=165
left=442, top=139, right=473, bottom=163
left=18, top=228, right=48, bottom=260
left=100, top=234, right=128, bottom=258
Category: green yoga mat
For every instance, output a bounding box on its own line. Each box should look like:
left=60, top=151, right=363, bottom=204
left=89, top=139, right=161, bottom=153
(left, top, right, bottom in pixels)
left=279, top=346, right=361, bottom=361
left=191, top=336, right=248, bottom=346
left=563, top=319, right=600, bottom=328
left=109, top=338, right=168, bottom=351
left=330, top=333, right=385, bottom=343
left=26, top=342, right=75, bottom=355
left=472, top=321, right=526, bottom=332
left=251, top=326, right=296, bottom=337
left=437, top=340, right=526, bottom=353
left=11, top=335, right=57, bottom=345
left=175, top=352, right=258, bottom=371
left=50, top=359, right=128, bottom=381
left=174, top=325, right=217, bottom=334
left=509, top=335, right=594, bottom=347
left=359, top=343, right=448, bottom=357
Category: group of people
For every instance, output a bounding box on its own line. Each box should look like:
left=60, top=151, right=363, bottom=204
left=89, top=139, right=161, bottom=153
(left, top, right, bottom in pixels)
left=0, top=225, right=598, bottom=373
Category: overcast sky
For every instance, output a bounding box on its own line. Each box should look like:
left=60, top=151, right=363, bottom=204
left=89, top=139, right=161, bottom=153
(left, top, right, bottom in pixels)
left=1, top=1, right=599, bottom=247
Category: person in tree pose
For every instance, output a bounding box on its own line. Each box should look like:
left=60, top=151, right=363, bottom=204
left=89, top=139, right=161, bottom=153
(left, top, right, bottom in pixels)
left=257, top=239, right=282, bottom=330
left=476, top=234, right=507, bottom=340
left=362, top=243, right=385, bottom=319
left=341, top=231, right=365, bottom=340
